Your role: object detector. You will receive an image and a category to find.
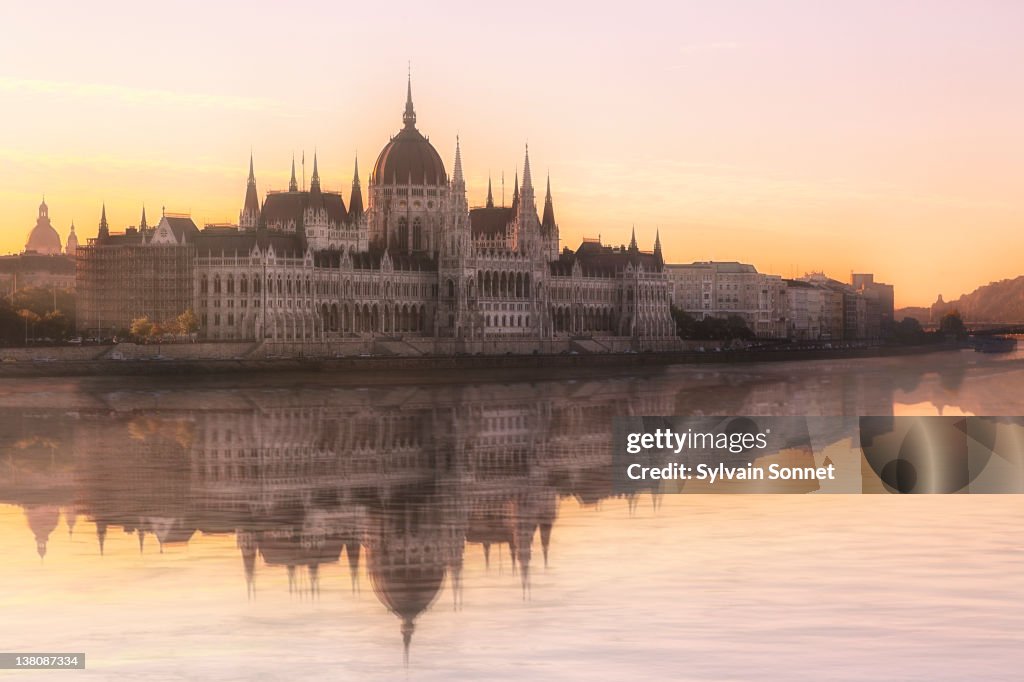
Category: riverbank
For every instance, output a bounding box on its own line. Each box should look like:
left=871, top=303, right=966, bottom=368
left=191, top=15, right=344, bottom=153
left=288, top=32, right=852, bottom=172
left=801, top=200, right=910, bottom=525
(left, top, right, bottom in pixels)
left=0, top=343, right=962, bottom=379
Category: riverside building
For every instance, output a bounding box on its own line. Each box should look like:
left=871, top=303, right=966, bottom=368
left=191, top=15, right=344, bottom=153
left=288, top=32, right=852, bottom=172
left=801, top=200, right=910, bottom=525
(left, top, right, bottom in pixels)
left=74, top=78, right=677, bottom=353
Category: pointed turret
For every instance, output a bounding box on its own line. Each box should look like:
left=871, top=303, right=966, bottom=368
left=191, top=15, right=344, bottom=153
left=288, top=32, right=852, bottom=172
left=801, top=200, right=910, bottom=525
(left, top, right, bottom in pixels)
left=486, top=175, right=494, bottom=208
left=241, top=154, right=260, bottom=229
left=541, top=173, right=556, bottom=233
left=139, top=206, right=148, bottom=231
left=629, top=226, right=638, bottom=252
left=310, top=153, right=321, bottom=193
left=98, top=204, right=109, bottom=240
left=348, top=155, right=364, bottom=218
left=653, top=229, right=663, bottom=264
left=403, top=68, right=417, bottom=129
left=511, top=170, right=519, bottom=214
left=452, top=136, right=464, bottom=187
left=521, top=144, right=534, bottom=195
left=289, top=154, right=298, bottom=192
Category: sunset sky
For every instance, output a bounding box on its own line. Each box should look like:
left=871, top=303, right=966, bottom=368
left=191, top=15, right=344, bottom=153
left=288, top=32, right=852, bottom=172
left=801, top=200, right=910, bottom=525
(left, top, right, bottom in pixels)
left=1, top=1, right=1022, bottom=307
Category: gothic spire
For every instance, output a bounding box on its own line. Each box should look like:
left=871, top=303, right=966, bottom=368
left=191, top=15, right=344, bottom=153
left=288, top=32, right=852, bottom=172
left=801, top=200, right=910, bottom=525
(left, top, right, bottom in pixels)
left=511, top=170, right=519, bottom=214
left=140, top=205, right=148, bottom=231
left=242, top=154, right=260, bottom=227
left=289, top=154, right=298, bottom=192
left=654, top=228, right=662, bottom=257
left=521, top=144, right=533, bottom=193
left=349, top=154, right=364, bottom=218
left=403, top=67, right=417, bottom=129
left=98, top=203, right=109, bottom=239
left=541, top=173, right=556, bottom=233
left=629, top=226, right=638, bottom=252
left=452, top=136, right=464, bottom=186
left=310, top=152, right=321, bottom=192
left=486, top=174, right=494, bottom=209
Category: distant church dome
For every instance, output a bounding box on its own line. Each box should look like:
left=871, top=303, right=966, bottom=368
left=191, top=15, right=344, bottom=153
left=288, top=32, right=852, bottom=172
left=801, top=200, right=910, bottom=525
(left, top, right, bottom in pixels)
left=26, top=198, right=63, bottom=255
left=371, top=77, right=447, bottom=187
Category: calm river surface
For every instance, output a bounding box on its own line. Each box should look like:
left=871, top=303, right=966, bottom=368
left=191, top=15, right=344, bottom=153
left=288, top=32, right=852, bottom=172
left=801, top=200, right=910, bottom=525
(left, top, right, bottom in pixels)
left=1, top=350, right=1022, bottom=680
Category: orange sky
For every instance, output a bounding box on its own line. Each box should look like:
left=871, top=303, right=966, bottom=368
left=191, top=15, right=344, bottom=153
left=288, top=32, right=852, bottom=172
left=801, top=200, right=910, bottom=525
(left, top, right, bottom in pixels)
left=2, top=1, right=1023, bottom=307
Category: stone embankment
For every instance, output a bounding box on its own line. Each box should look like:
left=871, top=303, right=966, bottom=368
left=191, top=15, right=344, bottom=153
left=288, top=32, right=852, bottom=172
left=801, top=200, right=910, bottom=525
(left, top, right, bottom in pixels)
left=0, top=341, right=960, bottom=379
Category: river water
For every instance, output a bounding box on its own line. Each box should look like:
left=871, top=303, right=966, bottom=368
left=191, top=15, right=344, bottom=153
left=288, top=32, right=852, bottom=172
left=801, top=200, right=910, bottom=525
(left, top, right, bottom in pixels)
left=1, top=350, right=1022, bottom=680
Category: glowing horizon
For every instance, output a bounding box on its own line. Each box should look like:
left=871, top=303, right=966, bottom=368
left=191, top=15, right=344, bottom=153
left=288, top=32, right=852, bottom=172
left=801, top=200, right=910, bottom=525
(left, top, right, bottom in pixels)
left=2, top=1, right=1023, bottom=308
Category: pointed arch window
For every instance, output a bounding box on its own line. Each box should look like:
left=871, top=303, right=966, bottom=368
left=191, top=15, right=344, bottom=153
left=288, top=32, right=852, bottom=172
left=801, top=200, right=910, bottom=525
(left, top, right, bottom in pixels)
left=413, top=218, right=423, bottom=251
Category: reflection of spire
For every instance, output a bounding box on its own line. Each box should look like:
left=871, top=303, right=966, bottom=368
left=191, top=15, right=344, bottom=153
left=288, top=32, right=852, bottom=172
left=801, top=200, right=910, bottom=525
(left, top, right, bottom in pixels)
left=514, top=515, right=534, bottom=600
left=345, top=542, right=361, bottom=593
left=482, top=542, right=491, bottom=570
left=450, top=560, right=463, bottom=611
left=138, top=528, right=145, bottom=554
left=287, top=565, right=296, bottom=594
left=97, top=521, right=107, bottom=556
left=309, top=564, right=320, bottom=597
left=539, top=522, right=552, bottom=569
left=63, top=508, right=77, bottom=539
left=401, top=618, right=414, bottom=668
left=238, top=531, right=257, bottom=600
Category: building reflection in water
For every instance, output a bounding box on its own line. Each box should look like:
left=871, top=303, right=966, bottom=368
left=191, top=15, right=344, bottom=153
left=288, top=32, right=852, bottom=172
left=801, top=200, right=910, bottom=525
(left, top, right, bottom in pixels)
left=1, top=352, right=1021, bottom=661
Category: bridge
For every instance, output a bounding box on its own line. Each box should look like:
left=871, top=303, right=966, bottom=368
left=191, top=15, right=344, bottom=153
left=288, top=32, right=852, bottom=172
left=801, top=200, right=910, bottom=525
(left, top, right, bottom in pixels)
left=967, top=323, right=1024, bottom=336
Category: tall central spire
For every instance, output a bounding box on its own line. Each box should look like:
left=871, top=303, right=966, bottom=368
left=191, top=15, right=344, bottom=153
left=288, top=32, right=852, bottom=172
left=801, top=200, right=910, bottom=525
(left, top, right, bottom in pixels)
left=403, top=67, right=417, bottom=129
left=289, top=154, right=298, bottom=192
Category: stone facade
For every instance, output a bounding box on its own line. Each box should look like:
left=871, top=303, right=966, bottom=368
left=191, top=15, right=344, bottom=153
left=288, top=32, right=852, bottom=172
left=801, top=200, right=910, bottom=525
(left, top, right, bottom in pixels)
left=78, top=79, right=677, bottom=352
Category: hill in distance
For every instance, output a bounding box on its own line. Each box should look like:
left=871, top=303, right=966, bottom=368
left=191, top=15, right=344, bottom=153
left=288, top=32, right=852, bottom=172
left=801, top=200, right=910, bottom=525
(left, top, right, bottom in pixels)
left=897, top=276, right=1024, bottom=324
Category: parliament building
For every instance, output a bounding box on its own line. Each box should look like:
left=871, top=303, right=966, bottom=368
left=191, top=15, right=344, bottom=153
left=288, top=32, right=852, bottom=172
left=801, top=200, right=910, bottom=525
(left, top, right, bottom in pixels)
left=76, top=79, right=676, bottom=353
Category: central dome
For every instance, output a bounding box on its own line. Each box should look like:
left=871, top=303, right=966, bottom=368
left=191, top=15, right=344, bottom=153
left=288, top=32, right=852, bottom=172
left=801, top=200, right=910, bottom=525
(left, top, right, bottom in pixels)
left=371, top=78, right=447, bottom=187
